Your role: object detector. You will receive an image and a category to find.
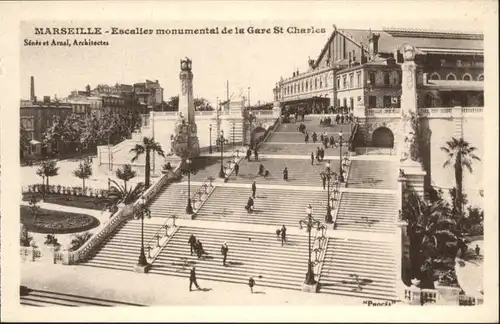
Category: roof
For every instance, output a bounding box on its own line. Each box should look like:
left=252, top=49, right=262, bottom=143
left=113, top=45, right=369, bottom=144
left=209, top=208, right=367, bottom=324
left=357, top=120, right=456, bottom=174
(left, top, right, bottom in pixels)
left=340, top=28, right=484, bottom=53
left=316, top=26, right=483, bottom=66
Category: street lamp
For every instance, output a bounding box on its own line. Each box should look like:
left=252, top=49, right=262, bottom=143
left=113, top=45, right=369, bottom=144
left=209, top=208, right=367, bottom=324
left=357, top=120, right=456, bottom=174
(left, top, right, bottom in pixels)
left=338, top=130, right=344, bottom=183
left=248, top=111, right=254, bottom=148
left=218, top=130, right=228, bottom=178
left=299, top=205, right=322, bottom=285
left=209, top=124, right=213, bottom=154
left=231, top=121, right=235, bottom=145
left=320, top=167, right=336, bottom=223
left=136, top=196, right=151, bottom=267
left=183, top=158, right=194, bottom=214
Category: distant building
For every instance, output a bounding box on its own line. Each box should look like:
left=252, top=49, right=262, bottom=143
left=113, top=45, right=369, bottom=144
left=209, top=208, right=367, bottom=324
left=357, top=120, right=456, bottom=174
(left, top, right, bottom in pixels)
left=20, top=95, right=72, bottom=157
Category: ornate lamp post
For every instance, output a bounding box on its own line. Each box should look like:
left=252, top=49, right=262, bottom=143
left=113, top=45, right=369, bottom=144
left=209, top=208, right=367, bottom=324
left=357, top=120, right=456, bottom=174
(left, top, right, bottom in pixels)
left=209, top=124, right=213, bottom=154
left=136, top=196, right=151, bottom=268
left=299, top=205, right=322, bottom=286
left=338, top=130, right=344, bottom=183
left=183, top=158, right=194, bottom=214
left=231, top=121, right=235, bottom=145
left=218, top=130, right=228, bottom=178
left=320, top=166, right=335, bottom=223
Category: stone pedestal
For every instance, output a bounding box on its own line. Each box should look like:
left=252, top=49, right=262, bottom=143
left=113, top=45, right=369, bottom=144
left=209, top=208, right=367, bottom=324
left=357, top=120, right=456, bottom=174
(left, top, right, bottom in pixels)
left=134, top=263, right=151, bottom=273
left=301, top=282, right=318, bottom=293
left=400, top=160, right=426, bottom=199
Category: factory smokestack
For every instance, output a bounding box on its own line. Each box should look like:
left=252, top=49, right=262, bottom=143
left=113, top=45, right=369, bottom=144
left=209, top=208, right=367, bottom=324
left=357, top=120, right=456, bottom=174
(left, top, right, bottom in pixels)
left=30, top=76, right=35, bottom=102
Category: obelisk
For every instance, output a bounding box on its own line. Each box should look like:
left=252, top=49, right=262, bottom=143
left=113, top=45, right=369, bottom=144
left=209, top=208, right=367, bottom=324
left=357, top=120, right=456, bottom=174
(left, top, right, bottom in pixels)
left=171, top=58, right=200, bottom=158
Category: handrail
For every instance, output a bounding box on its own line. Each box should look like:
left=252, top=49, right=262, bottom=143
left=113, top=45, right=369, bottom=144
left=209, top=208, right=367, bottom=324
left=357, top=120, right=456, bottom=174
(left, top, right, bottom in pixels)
left=191, top=175, right=216, bottom=211
left=64, top=164, right=182, bottom=264
left=145, top=214, right=177, bottom=249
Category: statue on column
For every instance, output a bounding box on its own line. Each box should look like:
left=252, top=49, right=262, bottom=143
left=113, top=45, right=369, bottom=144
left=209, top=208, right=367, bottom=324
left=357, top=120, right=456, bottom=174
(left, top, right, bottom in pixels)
left=171, top=58, right=200, bottom=159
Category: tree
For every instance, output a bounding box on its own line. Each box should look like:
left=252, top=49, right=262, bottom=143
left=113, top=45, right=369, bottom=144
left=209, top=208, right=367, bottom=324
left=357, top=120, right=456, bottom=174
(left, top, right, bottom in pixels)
left=403, top=190, right=466, bottom=288
left=130, top=137, right=165, bottom=188
left=20, top=225, right=33, bottom=247
left=69, top=232, right=93, bottom=251
left=36, top=160, right=59, bottom=187
left=441, top=137, right=481, bottom=220
left=29, top=196, right=40, bottom=220
left=115, top=164, right=137, bottom=192
left=107, top=179, right=145, bottom=206
left=166, top=96, right=179, bottom=111
left=73, top=159, right=93, bottom=190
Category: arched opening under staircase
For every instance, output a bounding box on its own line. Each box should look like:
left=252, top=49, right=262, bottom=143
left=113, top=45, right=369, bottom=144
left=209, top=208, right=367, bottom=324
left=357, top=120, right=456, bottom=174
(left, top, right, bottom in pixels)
left=372, top=127, right=394, bottom=148
left=251, top=126, right=267, bottom=148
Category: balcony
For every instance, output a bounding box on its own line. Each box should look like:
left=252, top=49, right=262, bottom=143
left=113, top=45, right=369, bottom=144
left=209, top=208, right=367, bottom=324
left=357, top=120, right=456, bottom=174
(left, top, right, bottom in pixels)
left=418, top=106, right=483, bottom=118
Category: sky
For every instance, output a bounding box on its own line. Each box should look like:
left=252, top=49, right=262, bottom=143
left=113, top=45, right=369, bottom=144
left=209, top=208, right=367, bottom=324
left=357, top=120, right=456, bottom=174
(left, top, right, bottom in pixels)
left=20, top=10, right=485, bottom=106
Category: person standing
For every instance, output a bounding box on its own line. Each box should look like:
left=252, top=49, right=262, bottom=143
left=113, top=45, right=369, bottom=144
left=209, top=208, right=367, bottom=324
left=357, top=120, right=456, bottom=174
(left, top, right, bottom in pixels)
left=312, top=132, right=317, bottom=144
left=252, top=181, right=257, bottom=198
left=188, top=234, right=197, bottom=255
left=475, top=244, right=480, bottom=256
left=246, top=147, right=252, bottom=162
left=245, top=196, right=254, bottom=213
left=283, top=167, right=289, bottom=182
left=311, top=152, right=314, bottom=166
left=322, top=174, right=326, bottom=190
left=248, top=277, right=255, bottom=293
left=234, top=163, right=240, bottom=177
left=189, top=266, right=201, bottom=291
left=304, top=132, right=309, bottom=144
left=280, top=225, right=287, bottom=246
left=221, top=242, right=229, bottom=266
left=254, top=149, right=259, bottom=161
left=320, top=133, right=324, bottom=144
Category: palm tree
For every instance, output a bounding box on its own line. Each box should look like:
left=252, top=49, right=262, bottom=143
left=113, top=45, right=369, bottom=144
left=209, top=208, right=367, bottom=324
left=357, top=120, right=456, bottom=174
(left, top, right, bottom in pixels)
left=107, top=179, right=145, bottom=206
left=441, top=137, right=480, bottom=219
left=115, top=164, right=137, bottom=192
left=69, top=232, right=93, bottom=251
left=403, top=190, right=466, bottom=288
left=130, top=137, right=165, bottom=188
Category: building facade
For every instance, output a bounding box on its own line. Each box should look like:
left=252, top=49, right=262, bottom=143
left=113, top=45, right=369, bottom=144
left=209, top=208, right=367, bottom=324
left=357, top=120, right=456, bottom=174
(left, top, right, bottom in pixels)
left=273, top=26, right=484, bottom=205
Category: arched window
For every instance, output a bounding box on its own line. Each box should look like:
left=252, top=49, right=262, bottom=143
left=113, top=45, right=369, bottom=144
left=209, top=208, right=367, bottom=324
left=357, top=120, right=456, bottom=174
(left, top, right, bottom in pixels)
left=305, top=81, right=309, bottom=91
left=462, top=74, right=472, bottom=81
left=325, top=76, right=328, bottom=87
left=430, top=72, right=440, bottom=80
left=446, top=73, right=457, bottom=80
left=315, top=78, right=318, bottom=89
left=320, top=78, right=323, bottom=88
left=478, top=74, right=484, bottom=81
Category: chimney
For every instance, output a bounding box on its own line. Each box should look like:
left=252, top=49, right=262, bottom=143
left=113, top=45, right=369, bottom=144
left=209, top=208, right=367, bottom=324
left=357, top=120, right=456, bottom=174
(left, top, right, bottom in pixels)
left=30, top=76, right=35, bottom=102
left=368, top=33, right=380, bottom=59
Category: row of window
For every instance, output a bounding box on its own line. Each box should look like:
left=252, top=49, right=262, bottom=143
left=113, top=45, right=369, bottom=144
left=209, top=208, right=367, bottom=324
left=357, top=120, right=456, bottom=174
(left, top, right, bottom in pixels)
left=429, top=72, right=484, bottom=81
left=103, top=98, right=125, bottom=106
left=335, top=95, right=401, bottom=109
left=282, top=73, right=330, bottom=96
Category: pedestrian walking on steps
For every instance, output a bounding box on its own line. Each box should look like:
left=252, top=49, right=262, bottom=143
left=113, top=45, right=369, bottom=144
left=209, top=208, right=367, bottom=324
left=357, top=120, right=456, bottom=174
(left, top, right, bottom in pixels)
left=188, top=234, right=197, bottom=255
left=221, top=242, right=229, bottom=266
left=276, top=228, right=281, bottom=241
left=248, top=277, right=255, bottom=293
left=281, top=225, right=287, bottom=246
left=252, top=181, right=257, bottom=198
left=312, top=132, right=317, bottom=144
left=254, top=149, right=259, bottom=161
left=258, top=164, right=265, bottom=176
left=320, top=133, right=324, bottom=143
left=189, top=266, right=201, bottom=291
left=263, top=169, right=270, bottom=179
left=283, top=167, right=289, bottom=182
left=195, top=239, right=205, bottom=259
left=234, top=163, right=240, bottom=177
left=304, top=132, right=309, bottom=144
left=322, top=173, right=326, bottom=190
left=245, top=196, right=255, bottom=213
left=311, top=152, right=314, bottom=165
left=246, top=148, right=252, bottom=162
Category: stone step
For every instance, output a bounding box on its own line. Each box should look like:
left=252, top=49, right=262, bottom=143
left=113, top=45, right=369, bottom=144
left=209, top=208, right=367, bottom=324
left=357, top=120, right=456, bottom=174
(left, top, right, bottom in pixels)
left=20, top=288, right=141, bottom=306
left=319, top=238, right=398, bottom=301
left=195, top=186, right=329, bottom=227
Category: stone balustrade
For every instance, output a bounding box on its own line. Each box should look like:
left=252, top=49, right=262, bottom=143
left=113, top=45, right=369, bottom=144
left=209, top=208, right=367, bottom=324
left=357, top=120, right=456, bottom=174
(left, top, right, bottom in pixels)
left=418, top=106, right=483, bottom=118
left=61, top=164, right=182, bottom=265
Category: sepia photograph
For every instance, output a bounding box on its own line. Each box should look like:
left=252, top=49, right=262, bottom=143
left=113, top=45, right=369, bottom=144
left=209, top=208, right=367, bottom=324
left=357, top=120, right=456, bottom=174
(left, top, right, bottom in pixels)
left=1, top=1, right=498, bottom=322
